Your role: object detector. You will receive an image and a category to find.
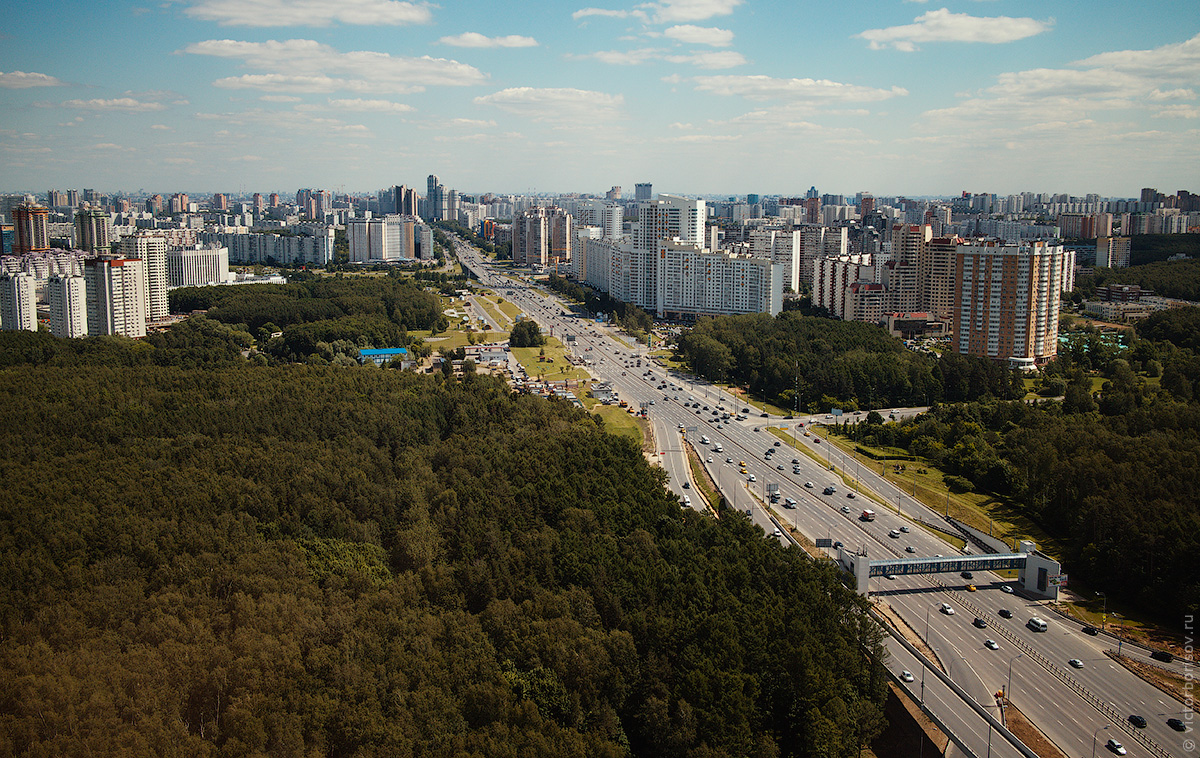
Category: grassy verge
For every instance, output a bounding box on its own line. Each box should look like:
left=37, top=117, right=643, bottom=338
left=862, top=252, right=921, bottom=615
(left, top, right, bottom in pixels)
left=685, top=443, right=720, bottom=514
left=590, top=404, right=643, bottom=444
left=1055, top=578, right=1187, bottom=652
left=510, top=338, right=592, bottom=382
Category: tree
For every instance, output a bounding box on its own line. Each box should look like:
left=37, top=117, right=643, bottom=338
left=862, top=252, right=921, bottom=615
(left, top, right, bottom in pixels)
left=510, top=319, right=545, bottom=348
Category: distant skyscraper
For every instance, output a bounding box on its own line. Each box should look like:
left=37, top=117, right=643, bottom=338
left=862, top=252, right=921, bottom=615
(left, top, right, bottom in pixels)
left=860, top=193, right=875, bottom=218
left=512, top=206, right=571, bottom=267
left=0, top=272, right=38, bottom=332
left=85, top=257, right=146, bottom=338
left=47, top=274, right=88, bottom=338
left=606, top=186, right=622, bottom=201
left=347, top=215, right=420, bottom=263
left=253, top=193, right=265, bottom=213
left=635, top=183, right=652, bottom=202
left=74, top=206, right=112, bottom=253
left=119, top=233, right=168, bottom=322
left=212, top=193, right=229, bottom=211
left=425, top=175, right=446, bottom=221
left=12, top=204, right=50, bottom=254
left=167, top=244, right=229, bottom=287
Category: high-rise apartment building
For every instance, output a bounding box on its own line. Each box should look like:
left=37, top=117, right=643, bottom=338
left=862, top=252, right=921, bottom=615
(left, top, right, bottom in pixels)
left=167, top=244, right=229, bottom=287
left=47, top=274, right=88, bottom=338
left=347, top=215, right=419, bottom=263
left=74, top=206, right=112, bottom=253
left=655, top=239, right=782, bottom=321
left=12, top=204, right=50, bottom=254
left=605, top=186, right=622, bottom=201
left=749, top=228, right=801, bottom=292
left=512, top=206, right=571, bottom=267
left=573, top=199, right=622, bottom=239
left=425, top=175, right=446, bottom=222
left=952, top=240, right=1069, bottom=368
left=119, top=233, right=169, bottom=322
left=631, top=194, right=704, bottom=310
left=84, top=257, right=147, bottom=338
left=886, top=223, right=931, bottom=313
left=0, top=272, right=38, bottom=331
left=634, top=183, right=652, bottom=202
left=922, top=236, right=961, bottom=320
left=1096, top=236, right=1131, bottom=268
left=812, top=254, right=873, bottom=318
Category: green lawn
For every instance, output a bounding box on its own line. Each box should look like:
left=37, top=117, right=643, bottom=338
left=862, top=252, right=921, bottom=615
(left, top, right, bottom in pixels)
left=510, top=337, right=592, bottom=382
left=590, top=404, right=644, bottom=444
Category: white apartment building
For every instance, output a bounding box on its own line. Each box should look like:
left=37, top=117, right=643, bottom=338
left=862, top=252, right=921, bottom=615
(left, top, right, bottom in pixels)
left=119, top=233, right=168, bottom=322
left=47, top=274, right=87, bottom=338
left=0, top=271, right=38, bottom=331
left=167, top=244, right=230, bottom=287
left=630, top=194, right=705, bottom=311
left=749, top=228, right=801, bottom=292
left=573, top=226, right=603, bottom=280
left=85, top=257, right=147, bottom=338
left=512, top=206, right=571, bottom=267
left=655, top=239, right=782, bottom=320
left=812, top=254, right=873, bottom=319
left=571, top=199, right=622, bottom=240
left=347, top=215, right=419, bottom=263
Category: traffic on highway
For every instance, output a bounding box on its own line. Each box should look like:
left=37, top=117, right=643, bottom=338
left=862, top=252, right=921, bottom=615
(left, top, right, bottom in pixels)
left=453, top=234, right=1191, bottom=758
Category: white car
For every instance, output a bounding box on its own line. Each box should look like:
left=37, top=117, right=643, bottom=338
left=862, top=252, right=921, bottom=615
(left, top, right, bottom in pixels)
left=804, top=481, right=814, bottom=488
left=1068, top=658, right=1084, bottom=669
left=984, top=639, right=999, bottom=650
left=900, top=670, right=915, bottom=683
left=1106, top=739, right=1127, bottom=755
left=1000, top=585, right=1014, bottom=594
left=940, top=603, right=955, bottom=615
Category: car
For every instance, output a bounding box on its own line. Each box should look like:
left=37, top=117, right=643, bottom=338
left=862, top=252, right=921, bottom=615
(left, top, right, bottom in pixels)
left=966, top=584, right=977, bottom=592
left=793, top=468, right=802, bottom=475
left=832, top=541, right=843, bottom=549
left=998, top=608, right=1013, bottom=619
left=753, top=427, right=760, bottom=432
left=985, top=639, right=999, bottom=650
left=805, top=481, right=814, bottom=488
left=777, top=464, right=785, bottom=471
left=888, top=529, right=900, bottom=538
left=1000, top=585, right=1014, bottom=594
left=1082, top=625, right=1099, bottom=636
left=740, top=468, right=747, bottom=474
left=774, top=441, right=781, bottom=447
left=940, top=603, right=955, bottom=615
left=961, top=571, right=973, bottom=580
left=847, top=492, right=857, bottom=499
left=973, top=617, right=988, bottom=629
left=761, top=412, right=769, bottom=417
left=747, top=474, right=756, bottom=482
left=706, top=456, right=713, bottom=463
left=725, top=457, right=733, bottom=463
left=1151, top=650, right=1174, bottom=663
left=742, top=408, right=750, bottom=414
left=900, top=525, right=910, bottom=533
left=792, top=458, right=800, bottom=464
left=814, top=438, right=821, bottom=444
left=772, top=527, right=782, bottom=538
left=739, top=461, right=746, bottom=467
left=900, top=670, right=915, bottom=683
left=1068, top=658, right=1084, bottom=669
left=886, top=574, right=896, bottom=581
left=841, top=505, right=852, bottom=514
left=1128, top=715, right=1147, bottom=729
left=905, top=545, right=916, bottom=553
left=1167, top=718, right=1187, bottom=732
left=682, top=481, right=690, bottom=489
left=783, top=498, right=796, bottom=509
left=677, top=422, right=684, bottom=429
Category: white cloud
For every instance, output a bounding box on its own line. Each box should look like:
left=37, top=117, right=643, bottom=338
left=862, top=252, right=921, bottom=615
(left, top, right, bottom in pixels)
left=691, top=74, right=907, bottom=102
left=259, top=94, right=303, bottom=102
left=150, top=124, right=172, bottom=130
left=575, top=47, right=744, bottom=68
left=474, top=87, right=624, bottom=122
left=662, top=24, right=733, bottom=46
left=185, top=0, right=432, bottom=27
left=857, top=8, right=1052, bottom=52
left=1148, top=88, right=1196, bottom=101
left=0, top=71, right=65, bottom=88
left=328, top=98, right=414, bottom=113
left=439, top=32, right=538, bottom=48
left=665, top=50, right=745, bottom=68
left=573, top=8, right=632, bottom=19
left=193, top=107, right=373, bottom=136
left=644, top=0, right=742, bottom=23
left=1154, top=105, right=1199, bottom=119
left=669, top=133, right=741, bottom=142
left=60, top=97, right=167, bottom=112
left=186, top=39, right=486, bottom=95
left=448, top=118, right=497, bottom=127
left=1074, top=32, right=1200, bottom=79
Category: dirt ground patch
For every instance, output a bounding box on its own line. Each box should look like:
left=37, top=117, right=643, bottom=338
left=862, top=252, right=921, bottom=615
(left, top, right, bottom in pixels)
left=871, top=683, right=948, bottom=758
left=1002, top=702, right=1068, bottom=758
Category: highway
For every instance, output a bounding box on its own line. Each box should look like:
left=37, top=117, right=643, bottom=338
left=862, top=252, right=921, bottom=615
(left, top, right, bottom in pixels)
left=452, top=237, right=1193, bottom=758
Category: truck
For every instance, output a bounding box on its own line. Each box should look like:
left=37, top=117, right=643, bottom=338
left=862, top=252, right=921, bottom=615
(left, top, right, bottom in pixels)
left=860, top=509, right=876, bottom=522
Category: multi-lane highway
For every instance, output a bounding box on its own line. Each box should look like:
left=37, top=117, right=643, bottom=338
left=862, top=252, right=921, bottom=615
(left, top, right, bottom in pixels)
left=453, top=236, right=1192, bottom=758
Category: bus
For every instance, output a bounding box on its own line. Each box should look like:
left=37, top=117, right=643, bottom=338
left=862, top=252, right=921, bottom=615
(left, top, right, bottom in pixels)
left=860, top=510, right=876, bottom=522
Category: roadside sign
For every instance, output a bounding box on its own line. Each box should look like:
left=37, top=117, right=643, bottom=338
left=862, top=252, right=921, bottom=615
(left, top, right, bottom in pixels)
left=815, top=538, right=833, bottom=548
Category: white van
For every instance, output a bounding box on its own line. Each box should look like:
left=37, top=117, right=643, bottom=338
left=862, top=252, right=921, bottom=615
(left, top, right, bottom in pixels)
left=682, top=495, right=691, bottom=507
left=1027, top=617, right=1048, bottom=632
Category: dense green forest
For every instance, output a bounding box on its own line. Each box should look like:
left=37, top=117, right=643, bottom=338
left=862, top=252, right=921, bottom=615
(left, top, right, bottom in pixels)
left=169, top=275, right=444, bottom=361
left=839, top=307, right=1200, bottom=616
left=673, top=312, right=1022, bottom=411
left=0, top=334, right=886, bottom=757
left=1129, top=233, right=1200, bottom=267
left=1080, top=257, right=1200, bottom=302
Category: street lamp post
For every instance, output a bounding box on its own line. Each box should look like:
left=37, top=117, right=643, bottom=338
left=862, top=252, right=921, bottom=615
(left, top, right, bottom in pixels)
left=1091, top=725, right=1110, bottom=758
left=1004, top=653, right=1024, bottom=725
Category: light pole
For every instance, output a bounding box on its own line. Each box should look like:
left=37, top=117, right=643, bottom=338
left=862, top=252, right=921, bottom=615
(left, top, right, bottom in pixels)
left=1097, top=590, right=1107, bottom=631
left=1004, top=653, right=1023, bottom=725
left=1091, top=724, right=1110, bottom=758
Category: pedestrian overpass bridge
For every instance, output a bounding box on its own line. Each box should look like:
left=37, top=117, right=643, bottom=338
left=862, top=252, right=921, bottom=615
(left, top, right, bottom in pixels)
left=839, top=540, right=1063, bottom=599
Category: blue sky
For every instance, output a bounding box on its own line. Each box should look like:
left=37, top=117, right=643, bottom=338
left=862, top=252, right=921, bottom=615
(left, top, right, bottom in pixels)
left=1, top=0, right=1197, bottom=198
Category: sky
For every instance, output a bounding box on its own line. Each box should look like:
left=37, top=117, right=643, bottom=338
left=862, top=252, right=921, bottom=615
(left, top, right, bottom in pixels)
left=1, top=0, right=1198, bottom=198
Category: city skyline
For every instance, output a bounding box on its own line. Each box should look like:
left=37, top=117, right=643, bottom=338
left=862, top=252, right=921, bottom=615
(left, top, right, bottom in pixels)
left=1, top=0, right=1198, bottom=196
